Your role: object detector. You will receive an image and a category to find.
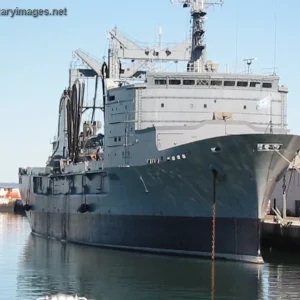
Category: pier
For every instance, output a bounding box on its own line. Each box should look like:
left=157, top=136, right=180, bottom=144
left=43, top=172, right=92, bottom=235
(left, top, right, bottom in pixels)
left=261, top=155, right=300, bottom=252
left=262, top=214, right=300, bottom=251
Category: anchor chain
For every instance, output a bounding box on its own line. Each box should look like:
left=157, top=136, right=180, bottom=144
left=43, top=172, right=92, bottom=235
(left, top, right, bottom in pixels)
left=211, top=169, right=217, bottom=260
left=212, top=202, right=216, bottom=260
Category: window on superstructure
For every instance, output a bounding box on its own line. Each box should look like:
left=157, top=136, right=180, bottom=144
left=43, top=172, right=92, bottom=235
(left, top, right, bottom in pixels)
left=204, top=104, right=207, bottom=108
left=118, top=137, right=121, bottom=142
left=155, top=79, right=167, bottom=85
left=237, top=81, right=248, bottom=87
left=169, top=79, right=181, bottom=85
left=250, top=82, right=261, bottom=88
left=161, top=103, right=164, bottom=108
left=211, top=80, right=222, bottom=86
left=114, top=137, right=117, bottom=142
left=197, top=79, right=209, bottom=86
left=183, top=80, right=195, bottom=85
left=224, top=81, right=235, bottom=86
left=109, top=95, right=115, bottom=101
left=33, top=177, right=38, bottom=193
left=262, top=82, right=272, bottom=88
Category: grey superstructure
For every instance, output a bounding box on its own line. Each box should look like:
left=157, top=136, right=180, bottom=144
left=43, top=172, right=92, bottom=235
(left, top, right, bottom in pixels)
left=19, top=0, right=300, bottom=263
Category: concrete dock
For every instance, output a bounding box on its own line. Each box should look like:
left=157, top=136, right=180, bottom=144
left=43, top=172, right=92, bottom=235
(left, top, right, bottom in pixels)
left=261, top=215, right=300, bottom=251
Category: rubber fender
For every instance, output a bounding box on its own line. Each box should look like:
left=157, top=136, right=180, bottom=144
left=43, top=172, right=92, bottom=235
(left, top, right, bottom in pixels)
left=14, top=199, right=26, bottom=215
left=23, top=203, right=32, bottom=211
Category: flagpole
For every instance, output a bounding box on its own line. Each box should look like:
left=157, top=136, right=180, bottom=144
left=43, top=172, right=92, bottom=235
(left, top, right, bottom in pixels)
left=270, top=94, right=273, bottom=134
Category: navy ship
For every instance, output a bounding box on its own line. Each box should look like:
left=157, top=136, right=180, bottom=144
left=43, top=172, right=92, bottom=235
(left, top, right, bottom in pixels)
left=18, top=0, right=300, bottom=263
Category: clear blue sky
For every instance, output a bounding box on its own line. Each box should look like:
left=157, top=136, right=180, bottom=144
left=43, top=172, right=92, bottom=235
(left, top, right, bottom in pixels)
left=0, top=0, right=299, bottom=182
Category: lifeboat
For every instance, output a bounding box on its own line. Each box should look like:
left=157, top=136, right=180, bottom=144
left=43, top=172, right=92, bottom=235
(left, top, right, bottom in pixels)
left=4, top=188, right=21, bottom=199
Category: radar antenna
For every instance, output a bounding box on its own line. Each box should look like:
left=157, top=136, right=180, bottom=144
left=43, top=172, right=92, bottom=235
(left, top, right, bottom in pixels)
left=171, top=0, right=223, bottom=73
left=243, top=57, right=257, bottom=74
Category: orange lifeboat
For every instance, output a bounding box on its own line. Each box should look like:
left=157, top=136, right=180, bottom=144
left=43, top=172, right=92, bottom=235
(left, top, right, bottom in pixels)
left=5, top=189, right=21, bottom=199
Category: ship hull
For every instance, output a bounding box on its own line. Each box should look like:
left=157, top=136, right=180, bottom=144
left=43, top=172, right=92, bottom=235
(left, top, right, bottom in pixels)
left=29, top=211, right=261, bottom=263
left=19, top=133, right=300, bottom=263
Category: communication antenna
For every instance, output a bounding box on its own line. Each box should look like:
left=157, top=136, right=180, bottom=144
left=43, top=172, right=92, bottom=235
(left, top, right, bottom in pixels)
left=234, top=0, right=239, bottom=73
left=158, top=26, right=163, bottom=70
left=273, top=0, right=279, bottom=75
left=243, top=57, right=257, bottom=74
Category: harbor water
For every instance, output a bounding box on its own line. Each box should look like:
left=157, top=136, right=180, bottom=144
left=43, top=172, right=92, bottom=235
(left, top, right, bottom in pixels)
left=1, top=212, right=300, bottom=300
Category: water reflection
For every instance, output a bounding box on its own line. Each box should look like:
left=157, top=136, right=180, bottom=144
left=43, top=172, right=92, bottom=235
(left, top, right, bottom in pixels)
left=260, top=250, right=300, bottom=300
left=1, top=213, right=300, bottom=300
left=0, top=213, right=29, bottom=300
left=16, top=233, right=263, bottom=300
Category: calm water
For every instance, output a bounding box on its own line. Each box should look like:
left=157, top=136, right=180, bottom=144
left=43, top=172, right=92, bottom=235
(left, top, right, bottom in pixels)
left=1, top=213, right=300, bottom=300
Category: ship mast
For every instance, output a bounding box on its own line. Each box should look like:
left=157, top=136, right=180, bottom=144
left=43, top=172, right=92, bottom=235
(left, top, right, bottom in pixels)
left=171, top=0, right=223, bottom=72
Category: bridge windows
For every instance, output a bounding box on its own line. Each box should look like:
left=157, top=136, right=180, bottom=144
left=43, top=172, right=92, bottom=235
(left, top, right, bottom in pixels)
left=262, top=82, right=272, bottom=88
left=169, top=79, right=181, bottom=85
left=152, top=77, right=275, bottom=90
left=155, top=79, right=167, bottom=85
left=211, top=80, right=222, bottom=86
left=224, top=81, right=235, bottom=86
left=183, top=79, right=195, bottom=85
left=250, top=82, right=261, bottom=88
left=237, top=81, right=248, bottom=87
